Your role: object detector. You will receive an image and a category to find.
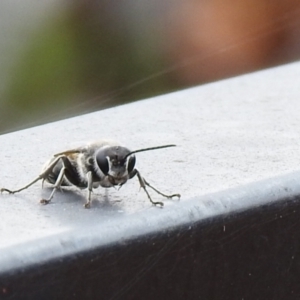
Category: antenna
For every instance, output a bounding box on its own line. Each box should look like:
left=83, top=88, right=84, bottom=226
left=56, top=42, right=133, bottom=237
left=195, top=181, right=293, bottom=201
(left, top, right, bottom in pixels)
left=124, top=144, right=176, bottom=160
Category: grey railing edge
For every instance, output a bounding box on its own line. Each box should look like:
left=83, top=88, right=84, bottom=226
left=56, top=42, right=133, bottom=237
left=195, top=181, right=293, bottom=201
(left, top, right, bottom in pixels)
left=0, top=168, right=299, bottom=275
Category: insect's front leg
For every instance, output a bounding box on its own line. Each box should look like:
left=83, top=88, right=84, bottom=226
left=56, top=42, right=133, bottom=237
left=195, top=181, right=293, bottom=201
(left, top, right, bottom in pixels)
left=132, top=169, right=180, bottom=207
left=143, top=177, right=181, bottom=200
left=84, top=171, right=93, bottom=208
left=1, top=155, right=64, bottom=196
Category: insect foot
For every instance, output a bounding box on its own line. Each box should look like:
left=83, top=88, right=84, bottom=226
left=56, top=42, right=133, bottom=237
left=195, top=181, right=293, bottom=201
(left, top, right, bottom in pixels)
left=151, top=193, right=180, bottom=207
left=1, top=188, right=16, bottom=194
left=153, top=200, right=164, bottom=207
left=167, top=193, right=181, bottom=199
left=84, top=202, right=91, bottom=209
left=40, top=199, right=51, bottom=205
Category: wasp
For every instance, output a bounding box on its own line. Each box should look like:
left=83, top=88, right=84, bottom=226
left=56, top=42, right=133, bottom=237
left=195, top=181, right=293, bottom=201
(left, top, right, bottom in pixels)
left=1, top=140, right=180, bottom=208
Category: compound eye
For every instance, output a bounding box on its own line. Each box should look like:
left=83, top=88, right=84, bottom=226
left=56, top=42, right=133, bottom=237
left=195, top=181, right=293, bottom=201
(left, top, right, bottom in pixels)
left=127, top=155, right=136, bottom=174
left=96, top=151, right=109, bottom=175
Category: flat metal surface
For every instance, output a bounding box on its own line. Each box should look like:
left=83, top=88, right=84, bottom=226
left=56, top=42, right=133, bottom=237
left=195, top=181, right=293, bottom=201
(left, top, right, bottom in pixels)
left=0, top=61, right=300, bottom=248
left=2, top=62, right=300, bottom=300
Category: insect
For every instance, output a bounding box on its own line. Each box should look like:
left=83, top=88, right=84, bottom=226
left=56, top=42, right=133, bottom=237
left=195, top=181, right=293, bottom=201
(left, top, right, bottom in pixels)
left=1, top=140, right=180, bottom=208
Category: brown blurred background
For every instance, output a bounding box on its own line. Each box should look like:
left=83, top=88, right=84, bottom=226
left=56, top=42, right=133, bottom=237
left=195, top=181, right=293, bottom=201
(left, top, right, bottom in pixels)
left=0, top=0, right=300, bottom=134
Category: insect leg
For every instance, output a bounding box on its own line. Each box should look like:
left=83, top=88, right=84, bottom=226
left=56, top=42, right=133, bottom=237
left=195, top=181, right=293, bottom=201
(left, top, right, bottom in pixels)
left=0, top=156, right=64, bottom=195
left=143, top=178, right=181, bottom=200
left=1, top=177, right=42, bottom=194
left=133, top=169, right=181, bottom=207
left=84, top=171, right=93, bottom=208
left=40, top=166, right=66, bottom=205
left=134, top=170, right=164, bottom=207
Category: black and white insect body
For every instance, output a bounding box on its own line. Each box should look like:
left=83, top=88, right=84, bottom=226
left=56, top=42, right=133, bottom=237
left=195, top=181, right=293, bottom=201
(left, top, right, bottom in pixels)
left=1, top=140, right=180, bottom=208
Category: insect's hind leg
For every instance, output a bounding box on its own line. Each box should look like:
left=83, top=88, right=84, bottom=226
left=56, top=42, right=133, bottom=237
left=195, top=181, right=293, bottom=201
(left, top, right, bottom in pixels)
left=1, top=177, right=42, bottom=194
left=40, top=166, right=66, bottom=205
left=1, top=155, right=64, bottom=195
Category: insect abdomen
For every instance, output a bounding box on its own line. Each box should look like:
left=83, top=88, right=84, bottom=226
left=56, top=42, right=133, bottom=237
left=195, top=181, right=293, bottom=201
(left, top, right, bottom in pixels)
left=44, top=158, right=70, bottom=186
left=45, top=156, right=86, bottom=187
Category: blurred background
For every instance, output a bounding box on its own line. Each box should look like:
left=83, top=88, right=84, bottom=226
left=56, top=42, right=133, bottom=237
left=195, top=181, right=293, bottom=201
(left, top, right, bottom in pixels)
left=0, top=0, right=300, bottom=134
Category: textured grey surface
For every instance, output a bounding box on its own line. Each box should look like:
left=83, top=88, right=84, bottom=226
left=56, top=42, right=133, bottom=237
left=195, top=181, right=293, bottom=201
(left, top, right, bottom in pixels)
left=1, top=61, right=300, bottom=248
